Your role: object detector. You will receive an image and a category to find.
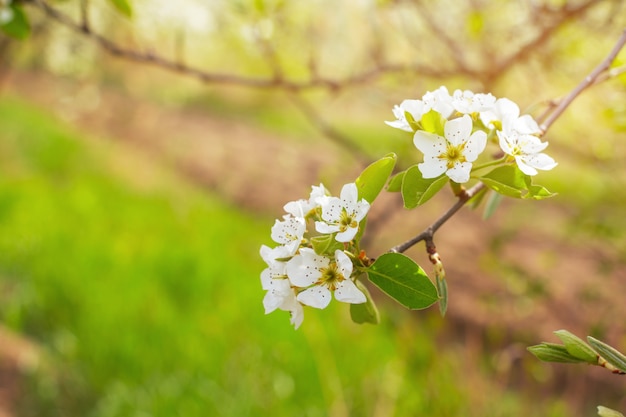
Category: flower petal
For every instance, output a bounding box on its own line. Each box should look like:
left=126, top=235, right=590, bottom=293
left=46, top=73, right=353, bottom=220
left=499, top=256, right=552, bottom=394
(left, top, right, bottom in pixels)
left=315, top=221, right=340, bottom=235
left=335, top=227, right=358, bottom=243
left=318, top=196, right=343, bottom=222
left=286, top=248, right=327, bottom=287
left=339, top=182, right=358, bottom=206
left=444, top=114, right=472, bottom=146
left=289, top=303, right=304, bottom=329
left=522, top=153, right=558, bottom=171
left=334, top=250, right=353, bottom=277
left=463, top=130, right=487, bottom=162
left=446, top=162, right=472, bottom=183
left=334, top=279, right=366, bottom=304
left=418, top=158, right=447, bottom=179
left=297, top=286, right=332, bottom=309
left=413, top=131, right=446, bottom=155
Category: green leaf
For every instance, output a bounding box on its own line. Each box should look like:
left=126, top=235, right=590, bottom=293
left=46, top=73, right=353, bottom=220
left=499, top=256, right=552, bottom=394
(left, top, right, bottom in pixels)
left=356, top=153, right=397, bottom=204
left=527, top=343, right=586, bottom=364
left=481, top=165, right=556, bottom=200
left=1, top=6, right=30, bottom=40
left=420, top=109, right=445, bottom=136
left=435, top=273, right=448, bottom=317
left=386, top=170, right=406, bottom=192
left=480, top=165, right=526, bottom=198
left=482, top=191, right=503, bottom=219
left=554, top=330, right=598, bottom=363
left=108, top=0, right=133, bottom=17
left=310, top=234, right=342, bottom=257
left=401, top=165, right=448, bottom=208
left=587, top=336, right=626, bottom=373
left=349, top=279, right=380, bottom=324
left=598, top=406, right=625, bottom=417
left=367, top=253, right=438, bottom=309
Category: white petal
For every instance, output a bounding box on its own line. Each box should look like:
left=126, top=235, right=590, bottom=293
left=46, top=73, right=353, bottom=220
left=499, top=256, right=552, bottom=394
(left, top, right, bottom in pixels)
left=352, top=200, right=370, bottom=222
left=385, top=119, right=413, bottom=132
left=335, top=227, right=358, bottom=243
left=497, top=130, right=516, bottom=155
left=271, top=216, right=305, bottom=245
left=289, top=303, right=304, bottom=329
left=315, top=221, right=340, bottom=235
left=334, top=250, right=353, bottom=277
left=334, top=280, right=366, bottom=304
left=400, top=99, right=426, bottom=120
left=297, top=286, right=332, bottom=309
left=446, top=162, right=472, bottom=183
left=340, top=182, right=359, bottom=206
left=515, top=156, right=538, bottom=176
left=418, top=158, right=447, bottom=179
left=263, top=279, right=293, bottom=313
left=513, top=115, right=541, bottom=135
left=519, top=136, right=548, bottom=154
left=319, top=196, right=343, bottom=222
left=286, top=249, right=327, bottom=287
left=463, top=130, right=487, bottom=162
left=413, top=131, right=446, bottom=155
left=444, top=115, right=472, bottom=146
left=495, top=98, right=520, bottom=119
left=522, top=153, right=557, bottom=171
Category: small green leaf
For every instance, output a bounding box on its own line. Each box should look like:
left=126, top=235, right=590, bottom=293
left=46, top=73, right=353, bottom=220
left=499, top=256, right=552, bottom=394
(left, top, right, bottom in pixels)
left=524, top=183, right=557, bottom=200
left=527, top=343, right=586, bottom=364
left=435, top=273, right=448, bottom=317
left=420, top=109, right=445, bottom=136
left=587, top=336, right=626, bottom=373
left=598, top=406, right=625, bottom=417
left=349, top=279, right=380, bottom=324
left=482, top=191, right=503, bottom=219
left=1, top=6, right=30, bottom=40
left=356, top=153, right=397, bottom=204
left=108, top=0, right=133, bottom=17
left=310, top=234, right=342, bottom=257
left=554, top=330, right=598, bottom=363
left=481, top=165, right=556, bottom=200
left=386, top=170, right=406, bottom=192
left=368, top=253, right=438, bottom=310
left=480, top=165, right=526, bottom=198
left=401, top=165, right=448, bottom=208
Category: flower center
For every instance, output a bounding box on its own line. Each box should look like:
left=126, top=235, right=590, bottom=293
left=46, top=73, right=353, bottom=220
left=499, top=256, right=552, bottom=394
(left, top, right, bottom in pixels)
left=339, top=208, right=357, bottom=232
left=319, top=262, right=344, bottom=291
left=440, top=143, right=467, bottom=169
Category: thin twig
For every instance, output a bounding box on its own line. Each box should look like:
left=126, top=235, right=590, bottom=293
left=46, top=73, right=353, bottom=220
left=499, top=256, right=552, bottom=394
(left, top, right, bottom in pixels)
left=389, top=183, right=485, bottom=254
left=539, top=28, right=626, bottom=134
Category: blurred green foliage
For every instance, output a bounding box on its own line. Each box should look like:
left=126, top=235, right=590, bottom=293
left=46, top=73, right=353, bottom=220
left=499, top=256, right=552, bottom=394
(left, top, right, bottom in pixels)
left=0, top=96, right=575, bottom=416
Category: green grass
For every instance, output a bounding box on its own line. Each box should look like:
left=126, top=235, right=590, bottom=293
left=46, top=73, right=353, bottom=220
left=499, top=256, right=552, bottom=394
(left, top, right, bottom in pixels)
left=0, top=95, right=574, bottom=417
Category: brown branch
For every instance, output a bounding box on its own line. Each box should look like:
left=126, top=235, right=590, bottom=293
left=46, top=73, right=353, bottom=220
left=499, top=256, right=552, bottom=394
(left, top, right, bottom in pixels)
left=27, top=0, right=454, bottom=93
left=539, top=28, right=626, bottom=134
left=389, top=28, right=626, bottom=255
left=389, top=183, right=485, bottom=254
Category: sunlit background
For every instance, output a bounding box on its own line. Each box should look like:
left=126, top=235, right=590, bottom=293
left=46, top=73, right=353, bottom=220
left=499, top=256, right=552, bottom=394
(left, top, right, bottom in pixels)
left=1, top=0, right=626, bottom=416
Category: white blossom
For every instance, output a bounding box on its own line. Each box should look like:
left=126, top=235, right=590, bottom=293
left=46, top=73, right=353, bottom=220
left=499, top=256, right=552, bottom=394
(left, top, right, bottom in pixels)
left=451, top=90, right=496, bottom=116
left=283, top=183, right=329, bottom=218
left=315, top=182, right=370, bottom=242
left=413, top=114, right=487, bottom=183
left=385, top=99, right=427, bottom=132
left=260, top=244, right=304, bottom=329
left=286, top=248, right=365, bottom=309
left=497, top=130, right=557, bottom=176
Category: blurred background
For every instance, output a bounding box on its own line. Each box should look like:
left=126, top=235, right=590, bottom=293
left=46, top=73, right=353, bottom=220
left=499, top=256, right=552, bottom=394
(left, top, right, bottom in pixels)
left=1, top=0, right=626, bottom=415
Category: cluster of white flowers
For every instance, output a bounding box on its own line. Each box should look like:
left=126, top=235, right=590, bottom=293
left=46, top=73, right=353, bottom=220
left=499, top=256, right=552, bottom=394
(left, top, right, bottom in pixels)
left=260, top=183, right=370, bottom=329
left=0, top=0, right=13, bottom=25
left=386, top=86, right=557, bottom=182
